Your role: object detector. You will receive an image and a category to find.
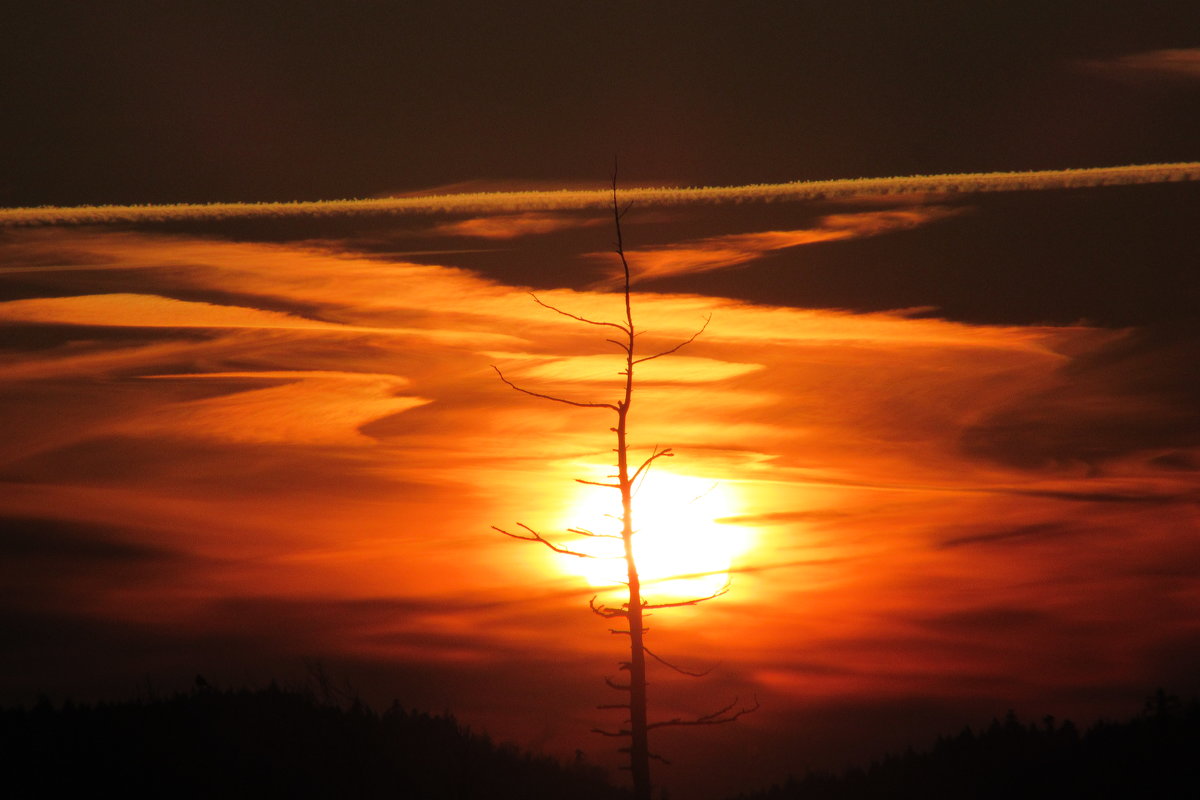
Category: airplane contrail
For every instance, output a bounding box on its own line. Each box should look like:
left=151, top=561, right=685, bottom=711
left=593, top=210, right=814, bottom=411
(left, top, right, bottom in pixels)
left=2, top=162, right=1197, bottom=227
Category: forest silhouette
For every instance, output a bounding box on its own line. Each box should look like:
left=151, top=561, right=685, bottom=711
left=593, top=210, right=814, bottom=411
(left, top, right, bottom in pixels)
left=5, top=681, right=1197, bottom=798
left=2, top=678, right=626, bottom=799
left=733, top=690, right=1199, bottom=800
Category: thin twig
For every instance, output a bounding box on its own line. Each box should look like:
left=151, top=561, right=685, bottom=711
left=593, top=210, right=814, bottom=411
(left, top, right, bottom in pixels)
left=492, top=365, right=617, bottom=410
left=590, top=595, right=628, bottom=618
left=642, top=582, right=730, bottom=610
left=643, top=644, right=712, bottom=678
left=632, top=315, right=712, bottom=365
left=571, top=527, right=624, bottom=542
left=493, top=523, right=619, bottom=559
left=530, top=292, right=630, bottom=334
left=646, top=696, right=760, bottom=731
left=592, top=727, right=631, bottom=738
left=630, top=446, right=674, bottom=485
left=575, top=478, right=622, bottom=489
left=605, top=337, right=633, bottom=353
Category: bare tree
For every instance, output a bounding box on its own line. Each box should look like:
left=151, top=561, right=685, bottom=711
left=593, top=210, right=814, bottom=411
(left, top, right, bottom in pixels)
left=492, top=170, right=756, bottom=800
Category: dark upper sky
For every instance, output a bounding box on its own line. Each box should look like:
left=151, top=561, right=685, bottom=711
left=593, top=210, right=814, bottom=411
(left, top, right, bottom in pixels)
left=3, top=1, right=1199, bottom=207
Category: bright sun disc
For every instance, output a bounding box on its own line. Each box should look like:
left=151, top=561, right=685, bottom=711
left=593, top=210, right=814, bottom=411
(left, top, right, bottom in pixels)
left=554, top=471, right=752, bottom=602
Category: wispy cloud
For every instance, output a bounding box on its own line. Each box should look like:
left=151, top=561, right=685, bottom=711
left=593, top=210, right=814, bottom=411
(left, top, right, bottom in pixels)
left=3, top=163, right=1198, bottom=226
left=430, top=212, right=605, bottom=239
left=593, top=206, right=963, bottom=285
left=1080, top=48, right=1200, bottom=81
left=0, top=293, right=354, bottom=331
left=117, top=372, right=430, bottom=446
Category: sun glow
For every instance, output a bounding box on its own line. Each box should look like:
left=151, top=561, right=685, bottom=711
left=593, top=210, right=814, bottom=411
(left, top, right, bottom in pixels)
left=554, top=470, right=753, bottom=602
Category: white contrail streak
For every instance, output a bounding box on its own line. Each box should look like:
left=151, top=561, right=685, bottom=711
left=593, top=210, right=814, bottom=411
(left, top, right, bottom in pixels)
left=2, top=162, right=1198, bottom=227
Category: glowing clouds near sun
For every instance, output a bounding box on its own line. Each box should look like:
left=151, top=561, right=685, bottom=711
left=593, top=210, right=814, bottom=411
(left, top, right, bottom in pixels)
left=1, top=206, right=1197, bottom=724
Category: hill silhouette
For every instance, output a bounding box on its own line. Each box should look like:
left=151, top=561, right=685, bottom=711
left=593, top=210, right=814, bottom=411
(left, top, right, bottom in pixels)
left=730, top=691, right=1200, bottom=800
left=2, top=678, right=628, bottom=799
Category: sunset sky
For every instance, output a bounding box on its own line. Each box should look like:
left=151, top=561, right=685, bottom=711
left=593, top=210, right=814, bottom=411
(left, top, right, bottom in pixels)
left=3, top=3, right=1199, bottom=797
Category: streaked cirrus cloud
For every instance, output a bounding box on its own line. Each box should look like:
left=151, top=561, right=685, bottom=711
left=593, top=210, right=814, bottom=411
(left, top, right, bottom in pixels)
left=592, top=206, right=963, bottom=285
left=430, top=211, right=606, bottom=239
left=1080, top=47, right=1200, bottom=81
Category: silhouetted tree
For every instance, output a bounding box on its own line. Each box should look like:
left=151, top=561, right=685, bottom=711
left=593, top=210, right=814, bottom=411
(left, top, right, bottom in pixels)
left=493, top=168, right=755, bottom=800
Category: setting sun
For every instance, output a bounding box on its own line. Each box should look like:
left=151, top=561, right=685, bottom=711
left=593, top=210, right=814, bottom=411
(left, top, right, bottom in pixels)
left=553, top=470, right=753, bottom=601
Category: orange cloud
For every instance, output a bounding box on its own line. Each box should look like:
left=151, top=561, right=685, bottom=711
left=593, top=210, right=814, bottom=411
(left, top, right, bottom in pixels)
left=595, top=206, right=963, bottom=284
left=0, top=293, right=354, bottom=331
left=116, top=372, right=430, bottom=446
left=430, top=212, right=605, bottom=239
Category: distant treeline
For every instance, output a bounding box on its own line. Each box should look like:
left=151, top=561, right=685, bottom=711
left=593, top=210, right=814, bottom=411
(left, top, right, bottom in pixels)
left=732, top=691, right=1200, bottom=800
left=1, top=678, right=628, bottom=799
left=8, top=682, right=1198, bottom=799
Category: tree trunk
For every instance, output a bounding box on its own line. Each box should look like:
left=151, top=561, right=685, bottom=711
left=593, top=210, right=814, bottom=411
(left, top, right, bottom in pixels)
left=618, top=384, right=651, bottom=800
left=613, top=189, right=653, bottom=799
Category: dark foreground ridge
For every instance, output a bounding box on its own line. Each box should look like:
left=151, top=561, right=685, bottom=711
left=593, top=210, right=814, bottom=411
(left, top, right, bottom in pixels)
left=8, top=683, right=1199, bottom=800
left=2, top=679, right=629, bottom=799
left=731, top=691, right=1200, bottom=800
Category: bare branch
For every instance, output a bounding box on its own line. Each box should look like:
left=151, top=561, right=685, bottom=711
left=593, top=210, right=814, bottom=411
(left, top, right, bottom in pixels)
left=575, top=478, right=622, bottom=489
left=646, top=697, right=760, bottom=731
left=493, top=523, right=608, bottom=559
left=569, top=527, right=622, bottom=540
left=642, top=645, right=712, bottom=678
left=589, top=595, right=628, bottom=619
left=492, top=365, right=617, bottom=410
left=648, top=751, right=672, bottom=765
left=632, top=314, right=712, bottom=365
left=530, top=292, right=630, bottom=334
left=605, top=337, right=633, bottom=353
left=706, top=696, right=760, bottom=722
left=604, top=676, right=632, bottom=692
left=630, top=446, right=674, bottom=485
left=642, top=582, right=730, bottom=610
left=592, top=727, right=630, bottom=738
left=597, top=703, right=631, bottom=711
